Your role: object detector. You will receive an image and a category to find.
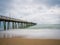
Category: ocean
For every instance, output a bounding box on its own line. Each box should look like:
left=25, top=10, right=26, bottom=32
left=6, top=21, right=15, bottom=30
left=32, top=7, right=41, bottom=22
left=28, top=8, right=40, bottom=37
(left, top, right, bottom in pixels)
left=28, top=24, right=60, bottom=29
left=0, top=22, right=60, bottom=39
left=0, top=22, right=60, bottom=30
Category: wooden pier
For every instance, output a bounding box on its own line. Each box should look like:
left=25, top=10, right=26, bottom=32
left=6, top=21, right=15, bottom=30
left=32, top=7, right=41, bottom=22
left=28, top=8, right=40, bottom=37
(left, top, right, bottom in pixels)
left=0, top=15, right=36, bottom=30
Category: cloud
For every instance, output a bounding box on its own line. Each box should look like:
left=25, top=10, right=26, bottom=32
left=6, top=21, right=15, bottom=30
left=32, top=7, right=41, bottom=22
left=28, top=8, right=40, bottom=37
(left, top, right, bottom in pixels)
left=0, top=0, right=60, bottom=24
left=0, top=0, right=12, bottom=16
left=34, top=0, right=60, bottom=7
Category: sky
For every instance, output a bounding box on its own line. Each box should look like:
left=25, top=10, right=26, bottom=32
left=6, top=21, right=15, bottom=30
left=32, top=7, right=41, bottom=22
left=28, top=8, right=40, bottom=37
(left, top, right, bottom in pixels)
left=0, top=0, right=60, bottom=24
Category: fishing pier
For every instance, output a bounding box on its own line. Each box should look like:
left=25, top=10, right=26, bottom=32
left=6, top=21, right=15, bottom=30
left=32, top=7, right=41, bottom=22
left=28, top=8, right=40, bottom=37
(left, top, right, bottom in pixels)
left=0, top=15, right=36, bottom=30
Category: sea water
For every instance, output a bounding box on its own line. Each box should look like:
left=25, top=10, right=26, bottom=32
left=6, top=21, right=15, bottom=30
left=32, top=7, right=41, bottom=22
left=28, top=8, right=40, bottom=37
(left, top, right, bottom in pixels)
left=0, top=22, right=60, bottom=39
left=0, top=22, right=60, bottom=31
left=28, top=24, right=60, bottom=29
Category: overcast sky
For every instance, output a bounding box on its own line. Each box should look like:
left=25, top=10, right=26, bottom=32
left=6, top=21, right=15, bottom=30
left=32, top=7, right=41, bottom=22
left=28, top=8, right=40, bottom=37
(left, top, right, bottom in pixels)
left=0, top=0, right=60, bottom=24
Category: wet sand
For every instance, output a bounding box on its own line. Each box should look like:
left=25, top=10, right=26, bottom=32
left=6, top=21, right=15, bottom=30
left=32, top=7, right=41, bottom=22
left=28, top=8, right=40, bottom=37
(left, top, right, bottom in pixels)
left=0, top=38, right=60, bottom=45
left=0, top=29, right=60, bottom=45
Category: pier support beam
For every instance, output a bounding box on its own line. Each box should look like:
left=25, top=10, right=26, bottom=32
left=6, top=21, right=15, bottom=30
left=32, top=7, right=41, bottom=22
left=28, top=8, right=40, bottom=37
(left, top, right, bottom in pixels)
left=23, top=23, right=27, bottom=28
left=15, top=22, right=16, bottom=29
left=0, top=21, right=1, bottom=29
left=21, top=23, right=24, bottom=28
left=14, top=22, right=16, bottom=29
left=18, top=22, right=19, bottom=29
left=12, top=22, right=14, bottom=29
left=3, top=21, right=6, bottom=30
left=16, top=23, right=18, bottom=29
left=17, top=23, right=19, bottom=29
left=0, top=21, right=1, bottom=27
left=7, top=22, right=10, bottom=30
left=19, top=23, right=24, bottom=28
left=24, top=23, right=26, bottom=28
left=18, top=23, right=21, bottom=28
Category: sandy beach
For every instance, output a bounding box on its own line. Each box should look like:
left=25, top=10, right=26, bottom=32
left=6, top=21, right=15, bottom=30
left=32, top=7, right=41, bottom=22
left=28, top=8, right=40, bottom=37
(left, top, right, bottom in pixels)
left=0, top=29, right=60, bottom=45
left=0, top=38, right=60, bottom=45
